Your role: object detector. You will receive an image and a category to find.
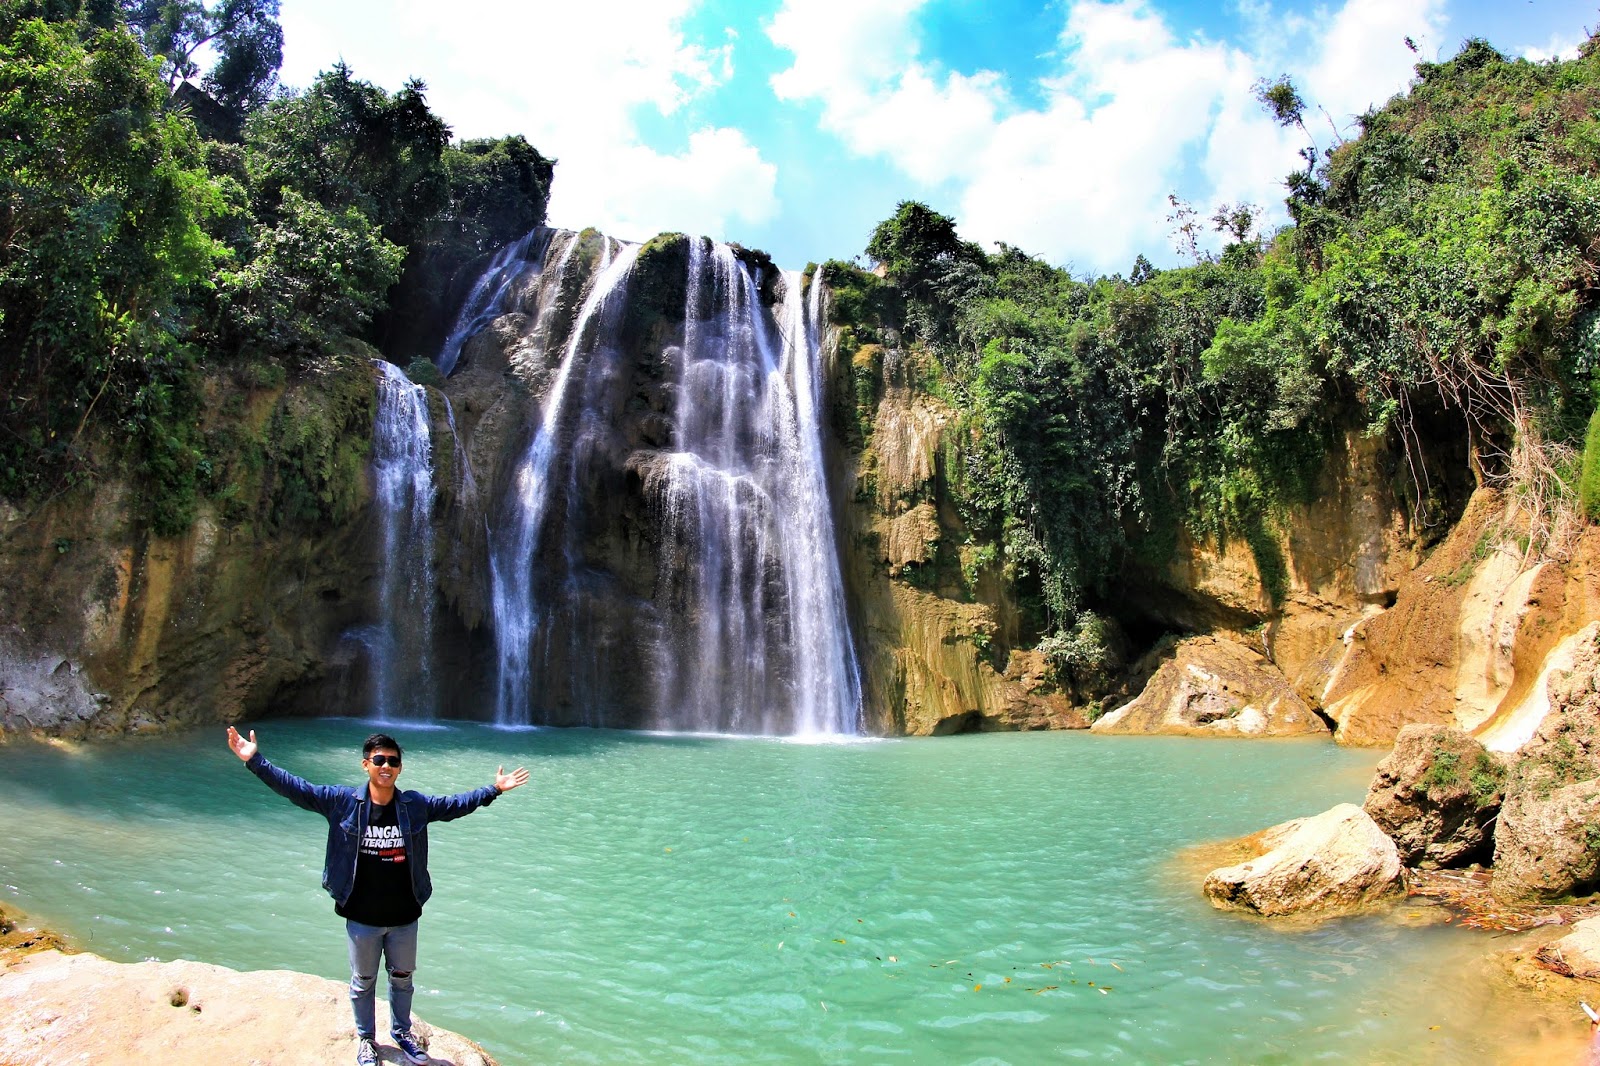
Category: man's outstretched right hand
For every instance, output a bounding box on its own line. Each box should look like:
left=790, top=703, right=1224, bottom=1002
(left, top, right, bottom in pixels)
left=227, top=726, right=258, bottom=763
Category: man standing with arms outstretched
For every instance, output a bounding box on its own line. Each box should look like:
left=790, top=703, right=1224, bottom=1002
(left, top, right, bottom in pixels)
left=227, top=726, right=529, bottom=1066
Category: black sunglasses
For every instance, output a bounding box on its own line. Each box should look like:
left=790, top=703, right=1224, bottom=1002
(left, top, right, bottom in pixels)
left=367, top=754, right=402, bottom=768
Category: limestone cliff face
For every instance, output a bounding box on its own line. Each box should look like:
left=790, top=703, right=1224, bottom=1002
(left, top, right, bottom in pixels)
left=1318, top=490, right=1600, bottom=748
left=838, top=341, right=1086, bottom=734
left=0, top=357, right=385, bottom=738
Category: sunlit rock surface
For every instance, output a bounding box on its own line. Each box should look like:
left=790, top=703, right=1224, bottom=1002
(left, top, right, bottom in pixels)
left=1491, top=627, right=1600, bottom=902
left=1362, top=724, right=1505, bottom=867
left=0, top=950, right=497, bottom=1066
left=1092, top=635, right=1328, bottom=737
left=1203, top=803, right=1404, bottom=918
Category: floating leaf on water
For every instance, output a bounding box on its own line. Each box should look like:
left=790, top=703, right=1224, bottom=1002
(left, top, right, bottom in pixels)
left=973, top=984, right=982, bottom=991
left=1004, top=977, right=1012, bottom=984
left=833, top=938, right=847, bottom=944
left=1110, top=962, right=1123, bottom=972
left=1429, top=1025, right=1440, bottom=1030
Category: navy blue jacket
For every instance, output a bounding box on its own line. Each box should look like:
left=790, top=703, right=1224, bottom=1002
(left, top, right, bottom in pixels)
left=246, top=752, right=500, bottom=909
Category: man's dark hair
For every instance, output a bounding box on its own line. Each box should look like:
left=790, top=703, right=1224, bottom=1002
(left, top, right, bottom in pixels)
left=362, top=733, right=403, bottom=758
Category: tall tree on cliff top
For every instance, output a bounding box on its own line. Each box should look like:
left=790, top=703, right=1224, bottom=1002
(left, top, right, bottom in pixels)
left=243, top=63, right=452, bottom=247
left=121, top=0, right=282, bottom=126
left=0, top=8, right=222, bottom=503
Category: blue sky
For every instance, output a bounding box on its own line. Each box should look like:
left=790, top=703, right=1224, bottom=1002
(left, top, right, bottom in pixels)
left=276, top=0, right=1596, bottom=275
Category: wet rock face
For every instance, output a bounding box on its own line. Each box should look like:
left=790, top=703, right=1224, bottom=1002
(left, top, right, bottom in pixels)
left=0, top=360, right=383, bottom=739
left=1362, top=725, right=1505, bottom=867
left=1492, top=632, right=1600, bottom=903
left=839, top=339, right=1085, bottom=734
left=1091, top=636, right=1329, bottom=737
left=1202, top=803, right=1405, bottom=918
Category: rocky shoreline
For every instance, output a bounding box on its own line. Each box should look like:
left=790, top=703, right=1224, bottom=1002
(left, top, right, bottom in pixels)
left=0, top=904, right=499, bottom=1066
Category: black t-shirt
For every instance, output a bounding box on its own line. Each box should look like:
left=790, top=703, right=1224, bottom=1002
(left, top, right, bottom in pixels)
left=335, top=796, right=422, bottom=927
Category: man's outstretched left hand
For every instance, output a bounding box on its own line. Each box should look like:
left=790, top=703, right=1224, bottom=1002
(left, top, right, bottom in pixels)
left=495, top=766, right=530, bottom=793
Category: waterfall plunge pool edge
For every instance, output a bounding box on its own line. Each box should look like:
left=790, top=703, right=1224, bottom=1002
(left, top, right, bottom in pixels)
left=0, top=721, right=1584, bottom=1064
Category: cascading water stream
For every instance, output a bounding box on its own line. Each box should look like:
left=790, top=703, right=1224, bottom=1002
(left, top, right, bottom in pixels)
left=651, top=244, right=863, bottom=735
left=369, top=359, right=439, bottom=720
left=491, top=239, right=640, bottom=725
left=432, top=227, right=862, bottom=735
left=435, top=229, right=545, bottom=378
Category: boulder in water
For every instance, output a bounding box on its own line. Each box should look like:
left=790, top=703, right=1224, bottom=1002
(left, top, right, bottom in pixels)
left=1203, top=803, right=1404, bottom=917
left=1362, top=724, right=1505, bottom=867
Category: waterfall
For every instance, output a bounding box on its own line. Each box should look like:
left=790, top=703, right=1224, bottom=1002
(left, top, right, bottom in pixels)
left=651, top=247, right=863, bottom=735
left=435, top=229, right=546, bottom=378
left=370, top=359, right=438, bottom=720
left=491, top=238, right=640, bottom=725
left=446, top=229, right=863, bottom=736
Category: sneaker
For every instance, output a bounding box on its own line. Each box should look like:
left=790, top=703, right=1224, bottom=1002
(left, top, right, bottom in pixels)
left=392, top=1026, right=429, bottom=1064
left=356, top=1037, right=379, bottom=1066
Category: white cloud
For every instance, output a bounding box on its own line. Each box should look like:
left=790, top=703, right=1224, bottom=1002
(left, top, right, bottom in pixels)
left=565, top=127, right=779, bottom=245
left=766, top=0, right=1457, bottom=273
left=768, top=0, right=1001, bottom=185
left=277, top=0, right=775, bottom=242
left=1303, top=0, right=1447, bottom=130
left=1521, top=35, right=1585, bottom=63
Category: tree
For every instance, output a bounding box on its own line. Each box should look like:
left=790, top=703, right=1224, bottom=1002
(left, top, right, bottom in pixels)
left=439, top=135, right=555, bottom=253
left=120, top=1, right=282, bottom=132
left=217, top=188, right=405, bottom=360
left=243, top=64, right=452, bottom=245
left=0, top=9, right=222, bottom=500
left=866, top=201, right=985, bottom=295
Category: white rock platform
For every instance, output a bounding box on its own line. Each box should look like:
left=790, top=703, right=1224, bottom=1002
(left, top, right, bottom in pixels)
left=0, top=949, right=499, bottom=1066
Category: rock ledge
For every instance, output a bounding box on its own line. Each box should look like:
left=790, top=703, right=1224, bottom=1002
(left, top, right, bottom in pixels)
left=0, top=949, right=499, bottom=1066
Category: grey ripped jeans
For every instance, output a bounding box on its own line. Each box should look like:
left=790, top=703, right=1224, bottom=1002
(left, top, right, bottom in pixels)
left=345, top=918, right=419, bottom=1038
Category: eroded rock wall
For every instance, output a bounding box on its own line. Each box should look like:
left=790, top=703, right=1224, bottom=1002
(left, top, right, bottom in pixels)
left=0, top=358, right=386, bottom=738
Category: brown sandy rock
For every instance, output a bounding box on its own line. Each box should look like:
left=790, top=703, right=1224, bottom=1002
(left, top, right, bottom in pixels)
left=1092, top=636, right=1328, bottom=737
left=0, top=949, right=498, bottom=1066
left=1203, top=803, right=1404, bottom=917
left=1534, top=917, right=1600, bottom=978
left=1493, top=778, right=1600, bottom=903
left=1362, top=724, right=1506, bottom=867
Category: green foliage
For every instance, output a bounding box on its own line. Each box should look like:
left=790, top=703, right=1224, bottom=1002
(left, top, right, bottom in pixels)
left=216, top=188, right=405, bottom=360
left=1468, top=752, right=1506, bottom=804
left=404, top=358, right=442, bottom=389
left=243, top=63, right=451, bottom=246
left=837, top=33, right=1600, bottom=660
left=438, top=135, right=554, bottom=255
left=0, top=9, right=223, bottom=499
left=0, top=2, right=553, bottom=538
left=1421, top=748, right=1462, bottom=792
left=261, top=355, right=373, bottom=529
left=1581, top=405, right=1600, bottom=519
left=122, top=0, right=282, bottom=129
